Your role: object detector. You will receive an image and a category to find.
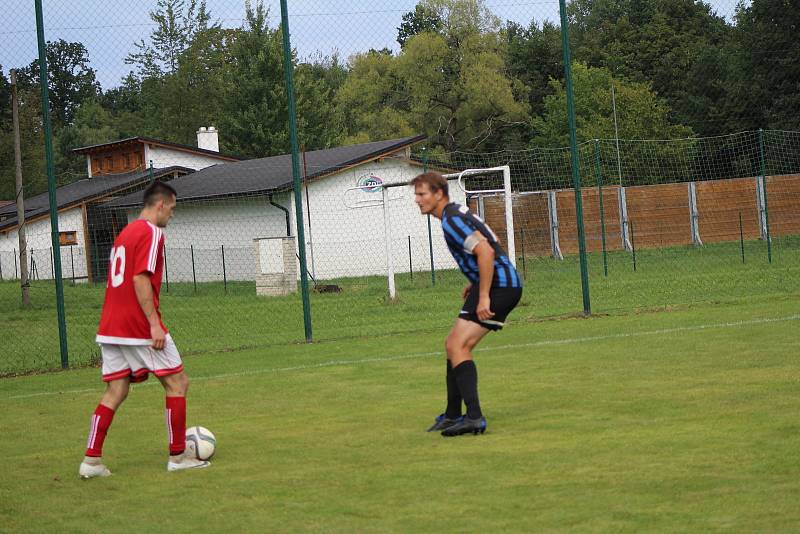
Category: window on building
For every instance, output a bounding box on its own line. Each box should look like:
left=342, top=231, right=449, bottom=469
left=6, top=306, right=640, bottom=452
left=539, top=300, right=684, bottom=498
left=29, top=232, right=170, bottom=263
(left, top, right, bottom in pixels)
left=106, top=157, right=113, bottom=171
left=59, top=231, right=78, bottom=246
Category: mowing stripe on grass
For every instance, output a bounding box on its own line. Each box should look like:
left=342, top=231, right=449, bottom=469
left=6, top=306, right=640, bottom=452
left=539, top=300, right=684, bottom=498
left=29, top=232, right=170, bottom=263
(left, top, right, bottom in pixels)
left=4, top=314, right=799, bottom=401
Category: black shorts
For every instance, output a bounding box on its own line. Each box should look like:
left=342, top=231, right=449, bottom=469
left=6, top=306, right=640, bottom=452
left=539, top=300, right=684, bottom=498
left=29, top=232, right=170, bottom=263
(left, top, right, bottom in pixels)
left=459, top=285, right=523, bottom=331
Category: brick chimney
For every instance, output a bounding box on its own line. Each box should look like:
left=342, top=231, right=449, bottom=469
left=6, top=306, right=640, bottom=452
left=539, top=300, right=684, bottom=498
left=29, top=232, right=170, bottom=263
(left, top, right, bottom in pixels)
left=197, top=126, right=219, bottom=152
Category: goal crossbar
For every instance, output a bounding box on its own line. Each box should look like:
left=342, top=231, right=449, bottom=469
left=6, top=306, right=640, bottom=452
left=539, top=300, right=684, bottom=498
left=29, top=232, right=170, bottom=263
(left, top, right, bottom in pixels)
left=341, top=165, right=515, bottom=300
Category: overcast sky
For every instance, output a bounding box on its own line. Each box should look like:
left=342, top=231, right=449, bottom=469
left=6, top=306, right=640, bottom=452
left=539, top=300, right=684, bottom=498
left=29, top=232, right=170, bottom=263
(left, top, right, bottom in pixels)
left=2, top=0, right=739, bottom=90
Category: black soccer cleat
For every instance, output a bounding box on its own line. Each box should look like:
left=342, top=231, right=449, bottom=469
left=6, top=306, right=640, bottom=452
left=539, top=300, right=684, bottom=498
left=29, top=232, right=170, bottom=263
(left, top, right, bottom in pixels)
left=427, top=413, right=461, bottom=432
left=441, top=416, right=487, bottom=436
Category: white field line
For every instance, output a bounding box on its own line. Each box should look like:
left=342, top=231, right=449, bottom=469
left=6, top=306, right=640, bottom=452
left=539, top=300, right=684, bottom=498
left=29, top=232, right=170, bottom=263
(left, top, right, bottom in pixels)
left=5, top=314, right=799, bottom=401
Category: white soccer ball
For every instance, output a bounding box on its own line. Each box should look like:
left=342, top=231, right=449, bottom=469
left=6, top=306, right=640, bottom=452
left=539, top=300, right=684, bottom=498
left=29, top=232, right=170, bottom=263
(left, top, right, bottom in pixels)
left=185, top=426, right=216, bottom=460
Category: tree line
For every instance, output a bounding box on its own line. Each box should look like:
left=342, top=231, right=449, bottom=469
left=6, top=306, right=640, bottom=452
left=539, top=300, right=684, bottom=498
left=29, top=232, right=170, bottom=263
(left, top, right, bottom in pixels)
left=0, top=0, right=798, bottom=199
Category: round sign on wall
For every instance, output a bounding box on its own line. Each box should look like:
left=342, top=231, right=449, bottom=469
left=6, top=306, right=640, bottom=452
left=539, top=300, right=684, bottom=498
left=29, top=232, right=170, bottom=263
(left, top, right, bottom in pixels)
left=357, top=174, right=383, bottom=193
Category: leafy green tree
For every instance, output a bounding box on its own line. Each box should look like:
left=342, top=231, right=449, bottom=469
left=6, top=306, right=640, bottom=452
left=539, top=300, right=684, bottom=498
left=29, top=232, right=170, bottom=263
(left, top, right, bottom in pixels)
left=339, top=1, right=528, bottom=152
left=397, top=4, right=443, bottom=47
left=217, top=2, right=288, bottom=158
left=116, top=0, right=229, bottom=146
left=730, top=0, right=800, bottom=131
left=504, top=19, right=563, bottom=118
left=531, top=62, right=694, bottom=186
left=0, top=66, right=10, bottom=125
left=532, top=62, right=692, bottom=146
left=55, top=100, right=121, bottom=182
left=218, top=1, right=342, bottom=157
left=0, top=88, right=46, bottom=199
left=421, top=0, right=501, bottom=46
left=567, top=0, right=730, bottom=132
left=16, top=40, right=100, bottom=127
left=293, top=61, right=345, bottom=151
left=126, top=0, right=216, bottom=78
left=336, top=49, right=412, bottom=145
left=98, top=74, right=149, bottom=138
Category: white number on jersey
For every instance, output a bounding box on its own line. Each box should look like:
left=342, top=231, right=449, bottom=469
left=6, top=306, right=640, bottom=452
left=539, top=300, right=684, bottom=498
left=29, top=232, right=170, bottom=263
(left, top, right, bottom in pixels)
left=109, top=246, right=126, bottom=288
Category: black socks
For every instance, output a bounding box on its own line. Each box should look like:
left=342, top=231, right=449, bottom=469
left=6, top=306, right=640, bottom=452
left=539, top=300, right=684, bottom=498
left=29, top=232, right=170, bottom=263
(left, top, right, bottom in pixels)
left=453, top=360, right=482, bottom=419
left=445, top=360, right=462, bottom=419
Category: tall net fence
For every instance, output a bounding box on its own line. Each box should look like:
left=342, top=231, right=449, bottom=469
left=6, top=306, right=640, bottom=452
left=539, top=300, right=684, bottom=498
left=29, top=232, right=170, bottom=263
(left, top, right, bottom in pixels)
left=1, top=0, right=799, bottom=375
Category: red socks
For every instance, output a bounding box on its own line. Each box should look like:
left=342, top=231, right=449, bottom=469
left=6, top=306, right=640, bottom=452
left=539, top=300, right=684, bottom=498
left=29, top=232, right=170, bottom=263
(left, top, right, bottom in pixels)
left=85, top=397, right=186, bottom=457
left=165, top=396, right=186, bottom=455
left=85, top=404, right=115, bottom=457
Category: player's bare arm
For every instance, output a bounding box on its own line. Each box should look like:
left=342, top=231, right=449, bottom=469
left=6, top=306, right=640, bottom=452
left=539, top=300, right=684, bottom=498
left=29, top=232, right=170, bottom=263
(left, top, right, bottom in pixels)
left=472, top=234, right=495, bottom=321
left=133, top=273, right=165, bottom=350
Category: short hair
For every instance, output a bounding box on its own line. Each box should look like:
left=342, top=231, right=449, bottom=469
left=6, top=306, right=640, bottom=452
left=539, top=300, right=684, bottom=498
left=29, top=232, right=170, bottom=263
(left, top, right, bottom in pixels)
left=411, top=172, right=449, bottom=197
left=143, top=181, right=177, bottom=207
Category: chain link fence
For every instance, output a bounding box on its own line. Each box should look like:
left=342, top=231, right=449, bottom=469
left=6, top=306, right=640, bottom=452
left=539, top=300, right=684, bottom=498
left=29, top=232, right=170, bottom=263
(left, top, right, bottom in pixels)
left=1, top=0, right=799, bottom=375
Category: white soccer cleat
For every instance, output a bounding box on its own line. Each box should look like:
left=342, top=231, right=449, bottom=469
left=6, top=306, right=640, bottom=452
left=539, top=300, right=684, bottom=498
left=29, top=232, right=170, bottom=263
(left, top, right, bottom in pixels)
left=167, top=454, right=211, bottom=472
left=79, top=460, right=112, bottom=479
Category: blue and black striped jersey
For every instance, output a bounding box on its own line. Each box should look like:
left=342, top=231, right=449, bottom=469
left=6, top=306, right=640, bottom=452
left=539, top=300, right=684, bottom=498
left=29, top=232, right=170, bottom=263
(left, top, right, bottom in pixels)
left=440, top=202, right=522, bottom=288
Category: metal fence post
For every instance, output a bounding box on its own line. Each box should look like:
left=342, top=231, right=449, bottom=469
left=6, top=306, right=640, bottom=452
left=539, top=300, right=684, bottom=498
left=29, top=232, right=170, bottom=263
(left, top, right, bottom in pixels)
left=222, top=244, right=227, bottom=293
left=739, top=211, right=745, bottom=264
left=35, top=0, right=68, bottom=368
left=758, top=128, right=772, bottom=263
left=594, top=140, right=608, bottom=276
left=164, top=246, right=169, bottom=292
left=280, top=0, right=312, bottom=341
left=559, top=0, right=591, bottom=315
left=191, top=245, right=197, bottom=293
left=407, top=236, right=413, bottom=280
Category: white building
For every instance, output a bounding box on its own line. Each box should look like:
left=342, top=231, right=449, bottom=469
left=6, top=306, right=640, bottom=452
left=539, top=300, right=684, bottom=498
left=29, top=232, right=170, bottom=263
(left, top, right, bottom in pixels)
left=0, top=128, right=237, bottom=282
left=105, top=135, right=466, bottom=286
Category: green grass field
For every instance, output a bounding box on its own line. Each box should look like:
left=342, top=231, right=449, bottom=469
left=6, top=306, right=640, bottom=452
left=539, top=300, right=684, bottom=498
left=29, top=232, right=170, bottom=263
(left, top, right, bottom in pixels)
left=2, top=236, right=800, bottom=375
left=1, top=295, right=799, bottom=531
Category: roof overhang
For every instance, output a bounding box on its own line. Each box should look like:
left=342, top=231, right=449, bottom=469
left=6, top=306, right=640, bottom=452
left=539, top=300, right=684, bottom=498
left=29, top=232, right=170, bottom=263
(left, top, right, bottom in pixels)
left=72, top=136, right=241, bottom=161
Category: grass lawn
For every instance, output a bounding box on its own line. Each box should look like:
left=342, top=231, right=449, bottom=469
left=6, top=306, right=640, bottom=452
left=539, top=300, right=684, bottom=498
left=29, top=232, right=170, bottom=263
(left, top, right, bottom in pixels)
left=1, top=296, right=799, bottom=531
left=2, top=236, right=799, bottom=375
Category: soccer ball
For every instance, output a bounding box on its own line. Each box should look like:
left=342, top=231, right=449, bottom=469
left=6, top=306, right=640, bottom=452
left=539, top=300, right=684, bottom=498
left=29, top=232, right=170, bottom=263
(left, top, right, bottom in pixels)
left=185, top=426, right=216, bottom=460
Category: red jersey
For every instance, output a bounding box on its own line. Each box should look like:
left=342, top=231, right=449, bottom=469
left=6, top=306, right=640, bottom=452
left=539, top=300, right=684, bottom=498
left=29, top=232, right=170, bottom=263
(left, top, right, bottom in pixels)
left=96, top=219, right=168, bottom=345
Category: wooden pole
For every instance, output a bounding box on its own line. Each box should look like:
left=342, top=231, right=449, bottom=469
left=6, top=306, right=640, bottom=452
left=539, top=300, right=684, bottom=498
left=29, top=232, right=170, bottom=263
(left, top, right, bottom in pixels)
left=11, top=69, right=30, bottom=306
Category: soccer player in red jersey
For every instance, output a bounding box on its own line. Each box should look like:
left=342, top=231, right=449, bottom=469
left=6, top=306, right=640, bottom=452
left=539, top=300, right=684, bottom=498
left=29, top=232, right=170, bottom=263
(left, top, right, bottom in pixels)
left=79, top=181, right=209, bottom=478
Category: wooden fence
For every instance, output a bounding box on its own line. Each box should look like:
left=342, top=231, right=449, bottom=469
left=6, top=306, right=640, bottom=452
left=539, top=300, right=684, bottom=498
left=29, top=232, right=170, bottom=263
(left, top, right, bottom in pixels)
left=471, top=174, right=800, bottom=257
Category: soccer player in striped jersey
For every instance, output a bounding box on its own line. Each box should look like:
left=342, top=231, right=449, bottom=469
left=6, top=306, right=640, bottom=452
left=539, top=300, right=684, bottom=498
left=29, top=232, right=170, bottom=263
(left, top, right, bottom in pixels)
left=78, top=181, right=209, bottom=479
left=412, top=172, right=523, bottom=436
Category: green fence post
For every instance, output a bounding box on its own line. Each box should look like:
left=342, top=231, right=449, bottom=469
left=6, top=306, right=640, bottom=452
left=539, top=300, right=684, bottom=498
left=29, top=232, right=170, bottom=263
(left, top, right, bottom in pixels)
left=164, top=246, right=169, bottom=292
left=279, top=0, right=313, bottom=342
left=422, top=147, right=436, bottom=286
left=221, top=244, right=227, bottom=294
left=758, top=129, right=772, bottom=263
left=630, top=220, right=637, bottom=272
left=559, top=0, right=591, bottom=315
left=407, top=236, right=413, bottom=281
left=594, top=140, right=608, bottom=277
left=739, top=211, right=745, bottom=264
left=190, top=245, right=197, bottom=293
left=35, top=0, right=69, bottom=368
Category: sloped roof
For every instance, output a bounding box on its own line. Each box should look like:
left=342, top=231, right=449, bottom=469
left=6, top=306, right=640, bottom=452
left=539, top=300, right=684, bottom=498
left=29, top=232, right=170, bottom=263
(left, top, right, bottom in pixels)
left=105, top=135, right=426, bottom=207
left=0, top=166, right=192, bottom=232
left=73, top=136, right=241, bottom=161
